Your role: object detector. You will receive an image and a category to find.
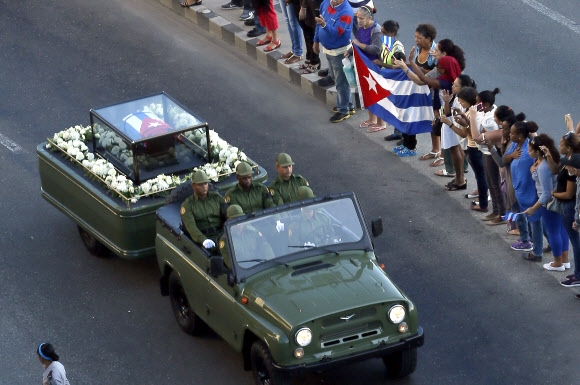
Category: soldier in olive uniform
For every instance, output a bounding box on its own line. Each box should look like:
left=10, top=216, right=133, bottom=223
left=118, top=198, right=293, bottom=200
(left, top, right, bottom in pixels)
left=289, top=187, right=332, bottom=245
left=225, top=162, right=275, bottom=213
left=268, top=153, right=310, bottom=206
left=180, top=170, right=227, bottom=249
left=219, top=205, right=275, bottom=270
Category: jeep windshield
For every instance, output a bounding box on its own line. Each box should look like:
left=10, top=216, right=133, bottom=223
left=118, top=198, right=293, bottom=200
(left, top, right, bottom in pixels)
left=228, top=196, right=366, bottom=272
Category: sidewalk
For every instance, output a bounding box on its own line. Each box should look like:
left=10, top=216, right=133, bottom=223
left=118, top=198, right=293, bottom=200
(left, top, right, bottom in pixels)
left=159, top=0, right=577, bottom=290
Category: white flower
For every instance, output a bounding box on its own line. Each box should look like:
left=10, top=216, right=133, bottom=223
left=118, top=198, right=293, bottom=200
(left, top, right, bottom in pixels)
left=141, top=182, right=151, bottom=194
left=107, top=168, right=117, bottom=177
left=76, top=152, right=85, bottom=161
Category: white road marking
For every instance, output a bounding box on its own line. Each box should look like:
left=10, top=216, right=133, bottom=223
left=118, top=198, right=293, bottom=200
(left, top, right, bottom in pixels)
left=522, top=0, right=580, bottom=35
left=0, top=133, right=24, bottom=153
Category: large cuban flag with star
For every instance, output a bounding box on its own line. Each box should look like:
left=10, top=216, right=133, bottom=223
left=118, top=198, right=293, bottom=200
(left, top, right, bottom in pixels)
left=122, top=111, right=172, bottom=139
left=353, top=46, right=434, bottom=135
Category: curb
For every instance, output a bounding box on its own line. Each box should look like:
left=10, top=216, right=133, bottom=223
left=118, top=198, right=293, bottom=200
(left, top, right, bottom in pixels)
left=159, top=0, right=359, bottom=108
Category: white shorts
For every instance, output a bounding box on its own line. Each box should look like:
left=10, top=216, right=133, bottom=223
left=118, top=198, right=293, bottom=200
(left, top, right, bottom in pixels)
left=441, top=123, right=460, bottom=149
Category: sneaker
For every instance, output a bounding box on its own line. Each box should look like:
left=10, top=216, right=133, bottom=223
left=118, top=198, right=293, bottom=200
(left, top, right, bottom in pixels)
left=329, top=112, right=350, bottom=123
left=333, top=106, right=355, bottom=115
left=247, top=28, right=265, bottom=37
left=393, top=145, right=406, bottom=153
left=511, top=239, right=533, bottom=252
left=239, top=9, right=254, bottom=20
left=318, top=68, right=329, bottom=77
left=221, top=1, right=243, bottom=9
left=397, top=148, right=417, bottom=157
left=244, top=17, right=255, bottom=26
left=543, top=262, right=565, bottom=272
left=317, top=77, right=335, bottom=87
left=560, top=277, right=580, bottom=287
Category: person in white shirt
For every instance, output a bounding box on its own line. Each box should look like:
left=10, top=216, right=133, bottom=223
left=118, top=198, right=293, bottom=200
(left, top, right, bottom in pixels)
left=38, top=343, right=71, bottom=385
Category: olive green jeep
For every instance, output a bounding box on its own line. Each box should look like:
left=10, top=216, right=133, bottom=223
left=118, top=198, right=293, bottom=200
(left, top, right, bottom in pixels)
left=156, top=191, right=423, bottom=384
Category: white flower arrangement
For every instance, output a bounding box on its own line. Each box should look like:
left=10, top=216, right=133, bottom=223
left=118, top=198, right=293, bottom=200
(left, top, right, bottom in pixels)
left=46, top=121, right=253, bottom=203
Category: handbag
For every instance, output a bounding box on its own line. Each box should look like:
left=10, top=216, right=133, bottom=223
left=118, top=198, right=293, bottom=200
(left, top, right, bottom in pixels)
left=546, top=197, right=563, bottom=214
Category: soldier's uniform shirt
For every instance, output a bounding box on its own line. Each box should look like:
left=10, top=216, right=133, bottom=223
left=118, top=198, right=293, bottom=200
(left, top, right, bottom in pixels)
left=225, top=183, right=275, bottom=213
left=288, top=210, right=332, bottom=245
left=268, top=174, right=309, bottom=205
left=180, top=191, right=226, bottom=244
left=219, top=225, right=275, bottom=269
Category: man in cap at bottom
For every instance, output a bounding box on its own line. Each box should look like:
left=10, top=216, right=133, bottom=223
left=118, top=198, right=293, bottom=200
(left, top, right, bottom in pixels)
left=219, top=205, right=275, bottom=269
left=269, top=152, right=310, bottom=206
left=180, top=170, right=227, bottom=249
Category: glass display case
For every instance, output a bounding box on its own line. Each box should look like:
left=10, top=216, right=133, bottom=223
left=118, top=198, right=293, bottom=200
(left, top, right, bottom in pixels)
left=90, top=92, right=212, bottom=184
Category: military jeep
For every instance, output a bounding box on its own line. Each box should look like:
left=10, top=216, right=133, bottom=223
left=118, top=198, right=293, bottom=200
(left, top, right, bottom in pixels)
left=156, top=191, right=423, bottom=384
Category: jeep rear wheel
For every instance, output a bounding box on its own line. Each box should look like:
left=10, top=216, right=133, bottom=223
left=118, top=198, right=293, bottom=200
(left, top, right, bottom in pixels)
left=77, top=226, right=110, bottom=258
left=383, top=348, right=417, bottom=379
left=168, top=271, right=205, bottom=336
left=250, top=341, right=290, bottom=385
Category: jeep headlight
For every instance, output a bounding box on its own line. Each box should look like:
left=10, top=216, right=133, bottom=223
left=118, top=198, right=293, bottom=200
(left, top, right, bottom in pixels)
left=388, top=305, right=406, bottom=324
left=295, top=327, right=312, bottom=347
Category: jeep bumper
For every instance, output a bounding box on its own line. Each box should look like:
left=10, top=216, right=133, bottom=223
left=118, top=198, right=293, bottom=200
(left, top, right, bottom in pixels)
left=274, top=327, right=424, bottom=375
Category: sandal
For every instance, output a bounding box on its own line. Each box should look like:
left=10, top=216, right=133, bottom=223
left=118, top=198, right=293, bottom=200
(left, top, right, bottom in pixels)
left=181, top=0, right=202, bottom=6
left=359, top=120, right=376, bottom=128
left=435, top=169, right=455, bottom=177
left=297, top=60, right=312, bottom=70
left=445, top=181, right=467, bottom=191
left=264, top=40, right=281, bottom=52
left=430, top=157, right=444, bottom=167
left=367, top=125, right=386, bottom=133
left=470, top=204, right=488, bottom=212
left=419, top=151, right=438, bottom=161
left=256, top=36, right=272, bottom=46
left=301, top=63, right=321, bottom=74
left=284, top=55, right=302, bottom=65
left=280, top=51, right=293, bottom=59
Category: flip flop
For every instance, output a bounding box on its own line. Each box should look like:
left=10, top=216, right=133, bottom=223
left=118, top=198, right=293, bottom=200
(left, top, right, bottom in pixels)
left=367, top=125, right=386, bottom=133
left=445, top=181, right=467, bottom=191
left=264, top=40, right=281, bottom=52
left=430, top=157, right=444, bottom=167
left=359, top=120, right=376, bottom=128
left=419, top=151, right=438, bottom=161
left=435, top=169, right=455, bottom=177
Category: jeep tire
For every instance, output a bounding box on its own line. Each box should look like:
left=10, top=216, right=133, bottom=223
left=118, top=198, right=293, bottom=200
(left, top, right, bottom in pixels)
left=383, top=347, right=417, bottom=379
left=250, top=341, right=290, bottom=385
left=168, top=271, right=205, bottom=336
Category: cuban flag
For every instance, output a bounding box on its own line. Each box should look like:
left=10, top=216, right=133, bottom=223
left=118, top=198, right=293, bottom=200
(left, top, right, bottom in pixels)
left=123, top=111, right=172, bottom=138
left=352, top=46, right=434, bottom=135
left=502, top=212, right=523, bottom=221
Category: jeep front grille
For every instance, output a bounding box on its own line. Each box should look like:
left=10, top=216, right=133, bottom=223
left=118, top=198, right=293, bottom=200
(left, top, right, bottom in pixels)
left=321, top=307, right=377, bottom=327
left=320, top=321, right=382, bottom=348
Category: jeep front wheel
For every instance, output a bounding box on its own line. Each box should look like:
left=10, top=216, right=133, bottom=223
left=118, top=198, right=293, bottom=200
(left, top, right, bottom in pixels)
left=77, top=226, right=109, bottom=258
left=168, top=271, right=205, bottom=336
left=250, top=341, right=290, bottom=385
left=382, top=348, right=417, bottom=379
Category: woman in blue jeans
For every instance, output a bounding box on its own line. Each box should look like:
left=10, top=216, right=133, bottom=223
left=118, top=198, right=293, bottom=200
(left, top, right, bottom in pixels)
left=524, top=134, right=568, bottom=268
left=544, top=131, right=580, bottom=273
left=503, top=121, right=543, bottom=260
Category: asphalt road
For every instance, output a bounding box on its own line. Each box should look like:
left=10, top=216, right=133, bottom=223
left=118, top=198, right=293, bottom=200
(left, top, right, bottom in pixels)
left=1, top=0, right=579, bottom=384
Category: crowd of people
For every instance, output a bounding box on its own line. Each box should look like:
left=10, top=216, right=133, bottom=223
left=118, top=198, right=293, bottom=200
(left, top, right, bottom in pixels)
left=181, top=1, right=580, bottom=296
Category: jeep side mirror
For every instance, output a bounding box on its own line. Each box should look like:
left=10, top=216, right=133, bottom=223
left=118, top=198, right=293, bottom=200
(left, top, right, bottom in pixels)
left=210, top=255, right=225, bottom=277
left=371, top=217, right=383, bottom=237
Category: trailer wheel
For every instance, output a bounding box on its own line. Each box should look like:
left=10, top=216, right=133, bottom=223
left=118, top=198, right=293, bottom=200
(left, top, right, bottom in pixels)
left=77, top=226, right=110, bottom=258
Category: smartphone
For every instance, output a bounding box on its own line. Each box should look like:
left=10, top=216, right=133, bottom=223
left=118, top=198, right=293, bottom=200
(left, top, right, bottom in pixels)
left=315, top=9, right=320, bottom=17
left=476, top=102, right=483, bottom=112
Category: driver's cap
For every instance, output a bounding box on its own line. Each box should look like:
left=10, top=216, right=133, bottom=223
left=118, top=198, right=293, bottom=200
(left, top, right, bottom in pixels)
left=297, top=186, right=315, bottom=200
left=226, top=204, right=245, bottom=218
left=236, top=162, right=254, bottom=176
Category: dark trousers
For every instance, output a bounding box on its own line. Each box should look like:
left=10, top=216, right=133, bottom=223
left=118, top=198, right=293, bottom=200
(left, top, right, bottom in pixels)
left=483, top=154, right=505, bottom=215
left=299, top=22, right=318, bottom=64
left=402, top=134, right=417, bottom=151
left=466, top=147, right=488, bottom=209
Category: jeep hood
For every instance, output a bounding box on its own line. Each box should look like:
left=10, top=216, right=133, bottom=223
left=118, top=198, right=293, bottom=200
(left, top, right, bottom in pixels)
left=242, top=253, right=406, bottom=329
